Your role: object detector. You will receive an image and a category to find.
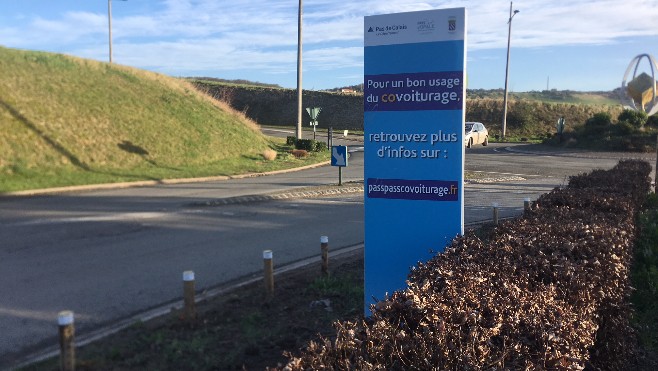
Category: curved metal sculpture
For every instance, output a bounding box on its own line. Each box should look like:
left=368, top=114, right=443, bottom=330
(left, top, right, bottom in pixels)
left=621, top=53, right=658, bottom=116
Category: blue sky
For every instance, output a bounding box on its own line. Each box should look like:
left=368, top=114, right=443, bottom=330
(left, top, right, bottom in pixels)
left=1, top=0, right=658, bottom=91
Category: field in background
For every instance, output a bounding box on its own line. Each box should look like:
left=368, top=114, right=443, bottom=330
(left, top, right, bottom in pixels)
left=193, top=78, right=627, bottom=143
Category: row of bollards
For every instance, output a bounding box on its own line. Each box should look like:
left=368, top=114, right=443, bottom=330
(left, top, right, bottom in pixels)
left=57, top=198, right=533, bottom=366
left=56, top=235, right=331, bottom=370
left=492, top=198, right=533, bottom=225
left=262, top=236, right=330, bottom=297
left=55, top=196, right=535, bottom=366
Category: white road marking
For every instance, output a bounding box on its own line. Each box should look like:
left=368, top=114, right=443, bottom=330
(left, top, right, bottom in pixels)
left=7, top=212, right=169, bottom=227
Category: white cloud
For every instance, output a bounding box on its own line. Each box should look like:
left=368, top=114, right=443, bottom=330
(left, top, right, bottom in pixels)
left=475, top=0, right=658, bottom=48
left=305, top=46, right=363, bottom=70
left=2, top=0, right=658, bottom=89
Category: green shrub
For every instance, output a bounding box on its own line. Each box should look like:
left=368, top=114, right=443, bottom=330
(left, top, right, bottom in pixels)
left=632, top=192, right=658, bottom=352
left=618, top=109, right=648, bottom=128
left=286, top=136, right=297, bottom=146
left=295, top=139, right=325, bottom=152
left=613, top=121, right=637, bottom=136
left=586, top=112, right=612, bottom=127
left=578, top=112, right=613, bottom=139
left=604, top=135, right=655, bottom=152
left=314, top=140, right=327, bottom=152
left=646, top=115, right=658, bottom=129
left=567, top=110, right=658, bottom=151
left=467, top=98, right=622, bottom=139
left=295, top=139, right=314, bottom=151
left=505, top=104, right=537, bottom=131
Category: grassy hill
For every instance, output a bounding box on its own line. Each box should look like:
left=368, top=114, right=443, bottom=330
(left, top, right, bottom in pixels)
left=0, top=47, right=318, bottom=193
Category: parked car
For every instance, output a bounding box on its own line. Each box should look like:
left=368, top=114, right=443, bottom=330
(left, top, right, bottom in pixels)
left=465, top=122, right=489, bottom=148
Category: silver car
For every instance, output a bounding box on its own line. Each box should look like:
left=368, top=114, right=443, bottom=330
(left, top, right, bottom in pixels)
left=465, top=122, right=489, bottom=148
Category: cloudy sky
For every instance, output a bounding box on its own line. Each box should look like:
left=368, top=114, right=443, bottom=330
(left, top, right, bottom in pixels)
left=1, top=0, right=657, bottom=91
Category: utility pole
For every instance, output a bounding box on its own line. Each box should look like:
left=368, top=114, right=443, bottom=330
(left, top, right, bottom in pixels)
left=296, top=0, right=303, bottom=139
left=501, top=2, right=519, bottom=140
left=108, top=0, right=113, bottom=63
left=108, top=0, right=127, bottom=64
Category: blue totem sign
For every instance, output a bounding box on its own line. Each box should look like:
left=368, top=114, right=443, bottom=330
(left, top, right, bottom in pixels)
left=364, top=8, right=466, bottom=312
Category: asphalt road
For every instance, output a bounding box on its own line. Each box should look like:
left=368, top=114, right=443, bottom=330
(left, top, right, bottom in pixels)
left=1, top=136, right=655, bottom=369
left=463, top=142, right=656, bottom=222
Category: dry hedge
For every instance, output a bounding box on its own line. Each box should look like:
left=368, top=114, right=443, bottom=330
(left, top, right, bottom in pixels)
left=278, top=159, right=651, bottom=370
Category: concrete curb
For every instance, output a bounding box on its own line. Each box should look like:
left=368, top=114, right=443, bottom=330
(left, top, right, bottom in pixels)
left=1, top=161, right=331, bottom=197
left=189, top=183, right=364, bottom=207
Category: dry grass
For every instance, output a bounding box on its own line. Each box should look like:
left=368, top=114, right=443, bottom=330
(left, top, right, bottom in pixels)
left=291, top=149, right=309, bottom=158
left=262, top=149, right=277, bottom=161
left=192, top=84, right=262, bottom=133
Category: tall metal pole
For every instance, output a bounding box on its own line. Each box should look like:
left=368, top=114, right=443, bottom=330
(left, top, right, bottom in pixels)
left=108, top=0, right=113, bottom=63
left=108, top=0, right=126, bottom=64
left=502, top=2, right=518, bottom=140
left=296, top=0, right=303, bottom=139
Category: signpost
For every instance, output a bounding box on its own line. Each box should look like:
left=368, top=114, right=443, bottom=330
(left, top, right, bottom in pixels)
left=557, top=116, right=565, bottom=142
left=364, top=8, right=466, bottom=312
left=306, top=107, right=322, bottom=140
left=331, top=145, right=348, bottom=185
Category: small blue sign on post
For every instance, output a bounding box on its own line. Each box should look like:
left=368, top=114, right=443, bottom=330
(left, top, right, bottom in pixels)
left=331, top=145, right=348, bottom=186
left=331, top=145, right=348, bottom=167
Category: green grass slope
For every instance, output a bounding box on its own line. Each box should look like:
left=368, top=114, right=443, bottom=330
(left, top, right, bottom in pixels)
left=0, top=47, right=279, bottom=192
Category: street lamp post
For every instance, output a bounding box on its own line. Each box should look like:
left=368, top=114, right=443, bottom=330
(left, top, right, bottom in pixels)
left=296, top=0, right=303, bottom=139
left=108, top=0, right=127, bottom=64
left=501, top=2, right=519, bottom=140
left=108, top=0, right=113, bottom=63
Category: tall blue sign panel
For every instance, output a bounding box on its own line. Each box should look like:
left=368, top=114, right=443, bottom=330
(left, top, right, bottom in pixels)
left=364, top=9, right=466, bottom=311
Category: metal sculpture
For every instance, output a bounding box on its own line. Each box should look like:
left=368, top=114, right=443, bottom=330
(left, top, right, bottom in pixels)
left=621, top=53, right=658, bottom=116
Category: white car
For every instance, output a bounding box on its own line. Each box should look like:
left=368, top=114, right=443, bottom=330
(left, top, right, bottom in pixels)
left=465, top=122, right=489, bottom=148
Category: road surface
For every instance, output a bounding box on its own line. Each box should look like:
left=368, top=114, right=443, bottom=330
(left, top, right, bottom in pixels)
left=1, top=138, right=654, bottom=369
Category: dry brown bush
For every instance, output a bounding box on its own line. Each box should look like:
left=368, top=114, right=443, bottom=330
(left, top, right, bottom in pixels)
left=278, top=160, right=651, bottom=370
left=291, top=149, right=309, bottom=158
left=262, top=149, right=277, bottom=161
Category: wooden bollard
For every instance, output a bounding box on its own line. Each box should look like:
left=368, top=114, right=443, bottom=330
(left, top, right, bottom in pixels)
left=492, top=203, right=499, bottom=225
left=263, top=250, right=274, bottom=296
left=183, top=270, right=196, bottom=320
left=524, top=198, right=531, bottom=213
left=321, top=236, right=329, bottom=277
left=655, top=134, right=658, bottom=192
left=58, top=310, right=75, bottom=371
